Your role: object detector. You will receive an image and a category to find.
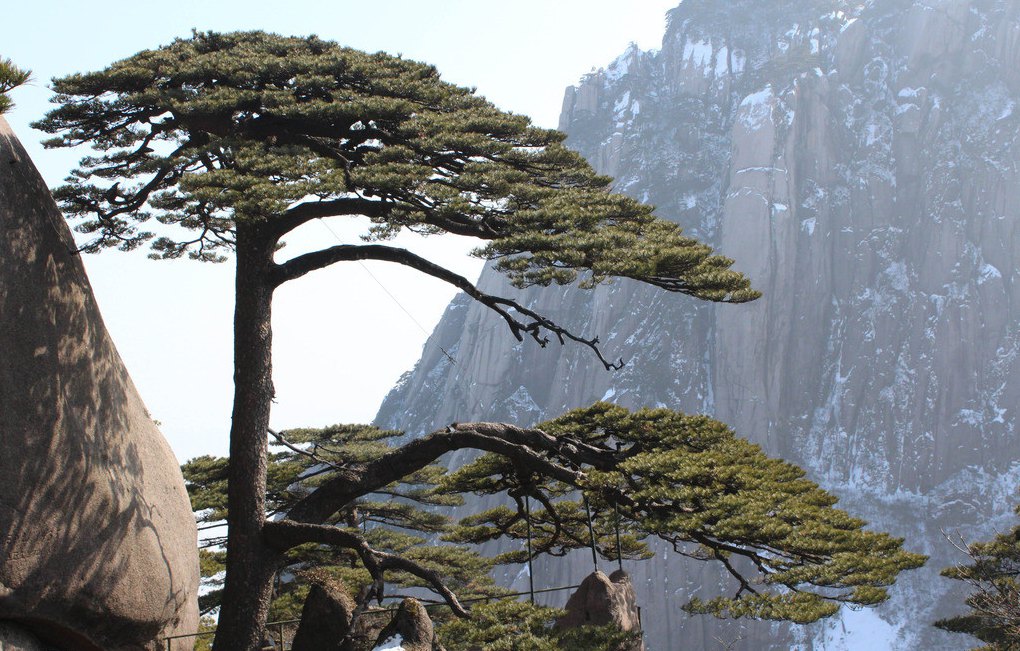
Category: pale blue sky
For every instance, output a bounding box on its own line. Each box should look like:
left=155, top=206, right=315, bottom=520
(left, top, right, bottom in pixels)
left=2, top=1, right=677, bottom=461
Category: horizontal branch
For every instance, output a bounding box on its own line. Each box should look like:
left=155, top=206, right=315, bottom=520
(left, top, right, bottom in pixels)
left=272, top=197, right=393, bottom=236
left=272, top=244, right=623, bottom=369
left=262, top=520, right=468, bottom=616
left=283, top=422, right=615, bottom=525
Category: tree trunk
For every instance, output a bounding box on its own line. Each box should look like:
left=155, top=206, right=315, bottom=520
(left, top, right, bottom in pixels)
left=212, top=224, right=281, bottom=651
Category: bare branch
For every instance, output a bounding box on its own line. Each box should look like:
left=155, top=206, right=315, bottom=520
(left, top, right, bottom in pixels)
left=714, top=549, right=760, bottom=598
left=272, top=197, right=393, bottom=237
left=267, top=428, right=342, bottom=470
left=261, top=520, right=468, bottom=616
left=271, top=244, right=622, bottom=369
left=284, top=422, right=599, bottom=524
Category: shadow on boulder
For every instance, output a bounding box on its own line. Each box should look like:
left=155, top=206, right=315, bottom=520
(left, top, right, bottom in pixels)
left=0, top=117, right=199, bottom=650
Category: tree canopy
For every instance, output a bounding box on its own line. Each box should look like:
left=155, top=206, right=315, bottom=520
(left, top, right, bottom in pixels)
left=937, top=510, right=1020, bottom=650
left=189, top=403, right=924, bottom=633
left=0, top=58, right=30, bottom=116
left=34, top=29, right=756, bottom=296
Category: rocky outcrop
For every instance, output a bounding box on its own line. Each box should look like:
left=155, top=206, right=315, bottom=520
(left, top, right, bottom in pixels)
left=372, top=599, right=441, bottom=651
left=378, top=1, right=1020, bottom=649
left=0, top=117, right=199, bottom=650
left=291, top=582, right=356, bottom=651
left=291, top=580, right=394, bottom=651
left=556, top=570, right=644, bottom=651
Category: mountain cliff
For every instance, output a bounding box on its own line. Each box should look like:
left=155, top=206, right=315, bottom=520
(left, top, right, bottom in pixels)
left=377, top=1, right=1020, bottom=648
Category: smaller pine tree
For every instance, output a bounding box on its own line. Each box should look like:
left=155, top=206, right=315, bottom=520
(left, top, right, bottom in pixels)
left=183, top=404, right=925, bottom=648
left=183, top=424, right=507, bottom=623
left=0, top=59, right=29, bottom=115
left=937, top=508, right=1020, bottom=650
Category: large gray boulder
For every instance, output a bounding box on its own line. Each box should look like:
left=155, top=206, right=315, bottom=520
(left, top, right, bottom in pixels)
left=0, top=117, right=199, bottom=650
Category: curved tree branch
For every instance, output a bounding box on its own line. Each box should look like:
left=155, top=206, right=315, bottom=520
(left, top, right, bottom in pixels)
left=261, top=520, right=468, bottom=616
left=272, top=197, right=393, bottom=237
left=271, top=244, right=624, bottom=369
left=283, top=422, right=602, bottom=524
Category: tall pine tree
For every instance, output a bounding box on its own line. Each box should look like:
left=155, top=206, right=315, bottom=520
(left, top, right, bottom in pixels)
left=35, top=31, right=922, bottom=650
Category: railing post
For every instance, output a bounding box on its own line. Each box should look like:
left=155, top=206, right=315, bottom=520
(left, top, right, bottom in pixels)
left=525, top=496, right=535, bottom=603
left=583, top=496, right=598, bottom=572
left=615, top=502, right=624, bottom=573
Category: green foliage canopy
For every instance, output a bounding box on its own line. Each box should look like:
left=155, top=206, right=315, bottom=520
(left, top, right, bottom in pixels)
left=0, top=58, right=30, bottom=116
left=438, top=600, right=639, bottom=651
left=193, top=404, right=924, bottom=628
left=937, top=508, right=1020, bottom=650
left=443, top=403, right=926, bottom=623
left=34, top=30, right=756, bottom=303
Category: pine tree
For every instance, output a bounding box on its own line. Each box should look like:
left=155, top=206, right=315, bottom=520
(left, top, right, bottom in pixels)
left=185, top=406, right=924, bottom=649
left=0, top=58, right=30, bottom=115
left=937, top=508, right=1020, bottom=650
left=183, top=424, right=506, bottom=623
left=33, top=31, right=923, bottom=650
left=443, top=404, right=924, bottom=624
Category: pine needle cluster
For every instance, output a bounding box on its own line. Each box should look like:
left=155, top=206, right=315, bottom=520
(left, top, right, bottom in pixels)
left=443, top=403, right=926, bottom=623
left=0, top=58, right=30, bottom=115
left=183, top=424, right=504, bottom=621
left=937, top=507, right=1020, bottom=650
left=438, top=600, right=639, bottom=651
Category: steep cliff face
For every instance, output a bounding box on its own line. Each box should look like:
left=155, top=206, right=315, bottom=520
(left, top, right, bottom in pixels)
left=377, top=1, right=1020, bottom=649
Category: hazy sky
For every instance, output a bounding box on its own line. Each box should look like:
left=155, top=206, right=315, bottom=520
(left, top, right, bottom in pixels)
left=2, top=0, right=677, bottom=461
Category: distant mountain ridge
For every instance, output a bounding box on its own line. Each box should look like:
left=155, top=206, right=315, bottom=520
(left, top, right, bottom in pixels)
left=378, top=1, right=1020, bottom=648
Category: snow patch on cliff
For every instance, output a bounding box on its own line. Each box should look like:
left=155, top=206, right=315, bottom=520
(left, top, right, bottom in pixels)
left=605, top=43, right=641, bottom=81
left=504, top=386, right=541, bottom=421
left=812, top=606, right=911, bottom=650
left=739, top=86, right=774, bottom=130
left=978, top=263, right=1002, bottom=284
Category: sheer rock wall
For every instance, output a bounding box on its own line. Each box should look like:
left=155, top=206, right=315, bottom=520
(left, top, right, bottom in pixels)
left=377, top=1, right=1020, bottom=648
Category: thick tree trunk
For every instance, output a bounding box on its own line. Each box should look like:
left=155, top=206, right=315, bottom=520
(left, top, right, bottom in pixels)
left=212, top=225, right=281, bottom=651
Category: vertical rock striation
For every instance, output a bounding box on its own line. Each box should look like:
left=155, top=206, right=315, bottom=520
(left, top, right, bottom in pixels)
left=378, top=1, right=1020, bottom=648
left=0, top=118, right=199, bottom=650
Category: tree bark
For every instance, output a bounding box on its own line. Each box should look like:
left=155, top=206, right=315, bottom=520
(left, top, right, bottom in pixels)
left=212, top=223, right=281, bottom=651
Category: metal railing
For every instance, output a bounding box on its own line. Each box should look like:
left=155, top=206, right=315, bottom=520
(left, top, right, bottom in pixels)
left=161, top=584, right=583, bottom=650
left=164, top=619, right=299, bottom=651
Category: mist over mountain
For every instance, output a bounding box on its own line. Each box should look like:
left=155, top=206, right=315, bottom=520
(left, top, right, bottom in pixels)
left=377, top=0, right=1020, bottom=648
